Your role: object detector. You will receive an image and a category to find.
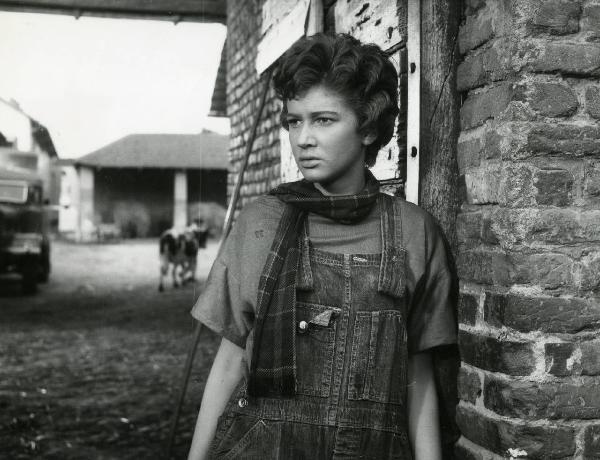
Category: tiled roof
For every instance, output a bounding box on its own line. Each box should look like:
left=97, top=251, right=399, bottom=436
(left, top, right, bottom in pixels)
left=76, top=132, right=229, bottom=170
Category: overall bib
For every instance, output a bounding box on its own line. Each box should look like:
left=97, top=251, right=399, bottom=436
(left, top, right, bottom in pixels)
left=210, top=195, right=412, bottom=459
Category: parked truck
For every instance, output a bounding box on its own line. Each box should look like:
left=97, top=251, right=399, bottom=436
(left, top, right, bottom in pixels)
left=0, top=167, right=51, bottom=294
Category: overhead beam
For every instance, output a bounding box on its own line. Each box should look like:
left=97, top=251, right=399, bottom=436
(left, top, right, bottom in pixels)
left=0, top=0, right=226, bottom=23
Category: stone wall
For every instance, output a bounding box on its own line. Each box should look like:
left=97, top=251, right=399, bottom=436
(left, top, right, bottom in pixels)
left=455, top=1, right=600, bottom=458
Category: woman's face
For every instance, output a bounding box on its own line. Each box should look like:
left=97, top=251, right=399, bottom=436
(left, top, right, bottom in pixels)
left=285, top=84, right=373, bottom=195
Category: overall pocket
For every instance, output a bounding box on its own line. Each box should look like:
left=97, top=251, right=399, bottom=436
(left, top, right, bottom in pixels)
left=295, top=302, right=340, bottom=397
left=211, top=414, right=270, bottom=459
left=347, top=309, right=407, bottom=405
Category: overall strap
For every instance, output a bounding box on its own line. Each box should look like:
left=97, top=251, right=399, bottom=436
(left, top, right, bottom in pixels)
left=377, top=193, right=407, bottom=298
left=296, top=218, right=314, bottom=290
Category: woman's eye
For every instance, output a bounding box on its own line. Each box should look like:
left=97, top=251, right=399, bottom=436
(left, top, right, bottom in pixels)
left=315, top=117, right=334, bottom=126
left=287, top=119, right=301, bottom=128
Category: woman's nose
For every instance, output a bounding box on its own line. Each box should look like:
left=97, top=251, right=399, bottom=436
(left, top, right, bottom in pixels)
left=296, top=123, right=316, bottom=148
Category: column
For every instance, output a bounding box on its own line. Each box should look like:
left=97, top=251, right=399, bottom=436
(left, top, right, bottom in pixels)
left=77, top=166, right=94, bottom=241
left=173, top=170, right=188, bottom=229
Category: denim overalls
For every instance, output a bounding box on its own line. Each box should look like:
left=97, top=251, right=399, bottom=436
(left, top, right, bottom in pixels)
left=210, top=194, right=412, bottom=459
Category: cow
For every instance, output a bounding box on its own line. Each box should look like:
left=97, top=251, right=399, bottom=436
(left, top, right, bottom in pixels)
left=158, top=228, right=187, bottom=292
left=182, top=219, right=209, bottom=283
left=158, top=225, right=207, bottom=291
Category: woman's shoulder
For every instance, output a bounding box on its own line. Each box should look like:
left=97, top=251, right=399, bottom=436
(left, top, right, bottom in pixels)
left=385, top=195, right=445, bottom=239
left=386, top=195, right=437, bottom=224
left=231, top=194, right=285, bottom=236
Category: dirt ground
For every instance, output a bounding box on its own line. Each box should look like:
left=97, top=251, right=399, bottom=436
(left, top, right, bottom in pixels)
left=0, top=238, right=222, bottom=460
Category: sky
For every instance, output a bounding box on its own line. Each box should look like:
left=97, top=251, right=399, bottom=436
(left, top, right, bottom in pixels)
left=0, top=11, right=227, bottom=158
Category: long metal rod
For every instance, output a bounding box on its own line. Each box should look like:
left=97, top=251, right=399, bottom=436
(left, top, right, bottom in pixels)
left=165, top=66, right=273, bottom=459
left=222, top=69, right=274, bottom=239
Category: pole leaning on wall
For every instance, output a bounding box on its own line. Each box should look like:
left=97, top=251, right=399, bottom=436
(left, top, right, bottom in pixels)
left=165, top=67, right=274, bottom=460
left=405, top=0, right=421, bottom=205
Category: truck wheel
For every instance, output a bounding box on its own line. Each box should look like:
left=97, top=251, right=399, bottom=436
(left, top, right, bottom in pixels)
left=39, top=256, right=50, bottom=283
left=22, top=266, right=38, bottom=295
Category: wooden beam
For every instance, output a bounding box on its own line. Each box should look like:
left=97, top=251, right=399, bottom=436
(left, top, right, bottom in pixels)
left=419, top=0, right=460, bottom=246
left=405, top=0, right=420, bottom=205
left=419, top=2, right=462, bottom=455
left=0, top=0, right=226, bottom=23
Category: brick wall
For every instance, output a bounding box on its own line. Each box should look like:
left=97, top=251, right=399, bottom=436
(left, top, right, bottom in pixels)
left=455, top=1, right=600, bottom=458
left=226, top=0, right=282, bottom=215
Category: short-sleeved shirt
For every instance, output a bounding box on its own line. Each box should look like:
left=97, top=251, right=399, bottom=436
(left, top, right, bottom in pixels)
left=191, top=194, right=457, bottom=375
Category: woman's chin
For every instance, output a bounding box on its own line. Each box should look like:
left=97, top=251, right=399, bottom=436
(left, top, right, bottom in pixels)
left=298, top=169, right=325, bottom=183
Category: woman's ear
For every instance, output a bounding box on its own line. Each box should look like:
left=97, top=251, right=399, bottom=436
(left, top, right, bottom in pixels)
left=362, top=131, right=377, bottom=146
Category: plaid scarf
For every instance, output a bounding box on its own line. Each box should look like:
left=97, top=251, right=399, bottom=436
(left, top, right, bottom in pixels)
left=247, top=170, right=380, bottom=397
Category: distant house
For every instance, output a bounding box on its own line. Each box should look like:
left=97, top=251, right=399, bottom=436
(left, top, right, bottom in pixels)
left=67, top=132, right=228, bottom=239
left=0, top=97, right=60, bottom=208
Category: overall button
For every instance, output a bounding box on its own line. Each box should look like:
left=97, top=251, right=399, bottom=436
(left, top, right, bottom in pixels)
left=238, top=398, right=248, bottom=408
left=298, top=320, right=309, bottom=333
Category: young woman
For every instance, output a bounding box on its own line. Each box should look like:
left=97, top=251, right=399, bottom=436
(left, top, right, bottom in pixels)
left=188, top=33, right=457, bottom=460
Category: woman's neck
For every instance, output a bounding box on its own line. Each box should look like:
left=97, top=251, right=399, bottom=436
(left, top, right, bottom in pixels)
left=314, top=175, right=366, bottom=196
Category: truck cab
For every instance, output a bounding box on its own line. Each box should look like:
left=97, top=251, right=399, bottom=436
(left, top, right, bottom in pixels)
left=0, top=167, right=51, bottom=294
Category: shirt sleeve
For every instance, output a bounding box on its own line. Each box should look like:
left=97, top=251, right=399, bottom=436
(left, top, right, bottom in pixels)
left=190, top=225, right=255, bottom=349
left=407, top=218, right=458, bottom=354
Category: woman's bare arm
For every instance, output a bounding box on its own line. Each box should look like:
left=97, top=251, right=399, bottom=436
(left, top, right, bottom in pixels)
left=187, top=337, right=245, bottom=460
left=407, top=351, right=442, bottom=460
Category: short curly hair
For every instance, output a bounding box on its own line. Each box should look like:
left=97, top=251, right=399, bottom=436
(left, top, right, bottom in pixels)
left=272, top=33, right=399, bottom=168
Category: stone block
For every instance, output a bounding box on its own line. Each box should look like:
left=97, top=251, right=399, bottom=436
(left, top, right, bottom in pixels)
left=513, top=252, right=574, bottom=289
left=456, top=211, right=483, bottom=249
left=582, top=3, right=600, bottom=39
left=458, top=134, right=484, bottom=171
left=481, top=217, right=500, bottom=245
left=461, top=83, right=515, bottom=129
left=463, top=163, right=502, bottom=205
left=456, top=403, right=576, bottom=458
left=545, top=342, right=579, bottom=376
left=457, top=39, right=512, bottom=91
left=484, top=375, right=600, bottom=420
left=582, top=340, right=600, bottom=376
left=531, top=42, right=600, bottom=76
left=459, top=291, right=480, bottom=325
left=459, top=1, right=503, bottom=54
left=500, top=163, right=536, bottom=207
left=529, top=208, right=600, bottom=244
left=526, top=0, right=582, bottom=35
left=457, top=248, right=515, bottom=286
left=463, top=162, right=534, bottom=207
left=455, top=436, right=505, bottom=460
left=584, top=424, right=600, bottom=458
left=533, top=168, right=574, bottom=206
left=580, top=251, right=600, bottom=291
left=458, top=126, right=505, bottom=172
left=458, top=366, right=482, bottom=404
left=585, top=86, right=600, bottom=119
left=528, top=82, right=578, bottom=117
left=527, top=124, right=600, bottom=157
left=480, top=207, right=531, bottom=248
left=464, top=0, right=487, bottom=16
left=484, top=292, right=600, bottom=333
left=459, top=330, right=535, bottom=375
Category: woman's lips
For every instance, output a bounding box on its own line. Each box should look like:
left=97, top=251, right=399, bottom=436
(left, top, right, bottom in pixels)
left=298, top=158, right=320, bottom=168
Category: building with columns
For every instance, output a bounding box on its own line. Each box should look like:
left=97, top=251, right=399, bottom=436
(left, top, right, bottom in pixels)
left=64, top=131, right=228, bottom=240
